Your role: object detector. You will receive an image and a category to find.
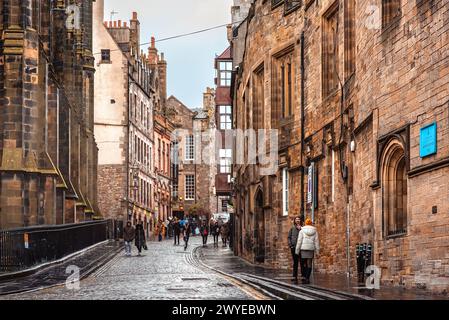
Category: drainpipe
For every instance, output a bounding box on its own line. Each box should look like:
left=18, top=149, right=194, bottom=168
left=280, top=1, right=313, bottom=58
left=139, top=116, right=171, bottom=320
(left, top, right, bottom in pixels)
left=126, top=62, right=131, bottom=222
left=300, top=31, right=305, bottom=221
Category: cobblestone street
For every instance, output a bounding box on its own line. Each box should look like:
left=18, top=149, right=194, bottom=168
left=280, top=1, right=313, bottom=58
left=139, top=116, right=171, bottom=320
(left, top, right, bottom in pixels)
left=0, top=238, right=255, bottom=300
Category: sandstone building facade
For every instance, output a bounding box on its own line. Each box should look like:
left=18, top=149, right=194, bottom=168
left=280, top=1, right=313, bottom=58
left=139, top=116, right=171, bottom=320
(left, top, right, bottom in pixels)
left=167, top=89, right=217, bottom=221
left=93, top=1, right=168, bottom=233
left=231, top=0, right=449, bottom=293
left=0, top=0, right=99, bottom=229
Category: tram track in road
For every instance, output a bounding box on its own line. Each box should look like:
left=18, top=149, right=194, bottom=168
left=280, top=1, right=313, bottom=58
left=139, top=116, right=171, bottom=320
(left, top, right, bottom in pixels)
left=189, top=246, right=373, bottom=301
left=186, top=247, right=279, bottom=300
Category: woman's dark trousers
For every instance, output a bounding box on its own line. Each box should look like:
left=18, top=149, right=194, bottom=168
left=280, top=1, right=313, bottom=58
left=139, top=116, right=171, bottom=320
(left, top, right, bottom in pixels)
left=291, top=248, right=300, bottom=279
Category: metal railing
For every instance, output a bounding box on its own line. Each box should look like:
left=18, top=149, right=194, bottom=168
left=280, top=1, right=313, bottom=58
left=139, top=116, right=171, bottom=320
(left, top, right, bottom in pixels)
left=0, top=220, right=115, bottom=273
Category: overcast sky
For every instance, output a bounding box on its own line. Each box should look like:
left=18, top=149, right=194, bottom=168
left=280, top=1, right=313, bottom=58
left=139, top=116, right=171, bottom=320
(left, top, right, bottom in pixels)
left=104, top=0, right=233, bottom=109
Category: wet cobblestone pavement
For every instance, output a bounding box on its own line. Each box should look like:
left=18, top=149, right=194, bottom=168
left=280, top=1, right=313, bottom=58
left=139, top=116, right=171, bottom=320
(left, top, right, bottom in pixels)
left=0, top=240, right=122, bottom=296
left=0, top=238, right=254, bottom=300
left=197, top=245, right=449, bottom=300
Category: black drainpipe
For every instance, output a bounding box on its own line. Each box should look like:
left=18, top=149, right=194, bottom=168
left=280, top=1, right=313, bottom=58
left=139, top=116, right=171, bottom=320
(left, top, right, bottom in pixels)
left=300, top=31, right=305, bottom=222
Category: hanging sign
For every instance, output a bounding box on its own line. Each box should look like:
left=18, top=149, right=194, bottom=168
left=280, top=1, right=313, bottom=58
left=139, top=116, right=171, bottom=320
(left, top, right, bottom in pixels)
left=420, top=122, right=437, bottom=158
left=307, top=163, right=314, bottom=204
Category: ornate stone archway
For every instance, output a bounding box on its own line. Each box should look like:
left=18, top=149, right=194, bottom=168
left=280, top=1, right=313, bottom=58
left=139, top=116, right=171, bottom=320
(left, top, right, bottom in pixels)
left=381, top=139, right=408, bottom=238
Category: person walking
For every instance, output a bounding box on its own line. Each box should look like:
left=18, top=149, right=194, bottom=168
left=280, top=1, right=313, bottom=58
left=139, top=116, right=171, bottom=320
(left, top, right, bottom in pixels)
left=288, top=217, right=302, bottom=281
left=200, top=220, right=209, bottom=247
left=183, top=220, right=192, bottom=251
left=211, top=221, right=221, bottom=248
left=123, top=221, right=135, bottom=256
left=168, top=219, right=174, bottom=239
left=295, top=218, right=319, bottom=284
left=135, top=222, right=147, bottom=256
left=157, top=220, right=163, bottom=242
left=173, top=218, right=181, bottom=246
left=221, top=223, right=229, bottom=247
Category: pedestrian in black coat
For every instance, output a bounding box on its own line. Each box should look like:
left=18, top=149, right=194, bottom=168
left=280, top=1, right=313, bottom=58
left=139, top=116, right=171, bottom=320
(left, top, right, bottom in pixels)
left=200, top=221, right=209, bottom=247
left=211, top=221, right=221, bottom=248
left=288, top=217, right=303, bottom=281
left=183, top=222, right=192, bottom=251
left=135, top=222, right=146, bottom=255
left=173, top=219, right=181, bottom=246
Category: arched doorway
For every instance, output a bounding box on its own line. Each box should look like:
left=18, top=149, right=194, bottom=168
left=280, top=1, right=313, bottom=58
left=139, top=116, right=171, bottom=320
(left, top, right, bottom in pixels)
left=382, top=140, right=408, bottom=237
left=254, top=189, right=265, bottom=263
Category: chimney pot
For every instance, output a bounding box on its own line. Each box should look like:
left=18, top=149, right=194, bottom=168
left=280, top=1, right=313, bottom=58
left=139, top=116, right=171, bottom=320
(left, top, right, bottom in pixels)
left=151, top=37, right=156, bottom=48
left=124, top=22, right=128, bottom=28
left=132, top=12, right=138, bottom=20
left=113, top=21, right=117, bottom=28
left=118, top=20, right=122, bottom=27
left=109, top=21, right=112, bottom=28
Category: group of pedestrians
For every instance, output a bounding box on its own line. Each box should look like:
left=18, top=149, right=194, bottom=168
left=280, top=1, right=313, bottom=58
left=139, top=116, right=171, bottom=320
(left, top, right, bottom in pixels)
left=123, top=215, right=318, bottom=286
left=123, top=221, right=147, bottom=256
left=288, top=217, right=320, bottom=284
left=201, top=219, right=230, bottom=248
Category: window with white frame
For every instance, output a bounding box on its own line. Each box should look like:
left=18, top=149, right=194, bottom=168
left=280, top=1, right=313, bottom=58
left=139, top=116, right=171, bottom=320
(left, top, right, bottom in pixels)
left=219, top=61, right=232, bottom=87
left=282, top=168, right=289, bottom=216
left=219, top=149, right=232, bottom=173
left=185, top=175, right=195, bottom=200
left=185, top=135, right=195, bottom=161
left=219, top=105, right=232, bottom=130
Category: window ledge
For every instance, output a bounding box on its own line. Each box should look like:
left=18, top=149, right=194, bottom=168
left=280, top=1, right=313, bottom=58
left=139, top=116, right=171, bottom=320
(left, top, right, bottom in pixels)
left=284, top=4, right=301, bottom=16
left=272, top=1, right=285, bottom=10
left=322, top=88, right=340, bottom=104
left=386, top=232, right=407, bottom=240
left=279, top=117, right=295, bottom=127
left=381, top=14, right=401, bottom=35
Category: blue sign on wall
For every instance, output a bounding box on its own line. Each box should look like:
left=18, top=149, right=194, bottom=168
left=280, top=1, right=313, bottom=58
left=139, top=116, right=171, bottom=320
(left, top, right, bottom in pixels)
left=420, top=122, right=437, bottom=158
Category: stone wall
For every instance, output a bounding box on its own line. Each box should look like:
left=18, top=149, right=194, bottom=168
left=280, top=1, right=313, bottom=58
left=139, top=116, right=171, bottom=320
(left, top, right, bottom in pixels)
left=97, top=165, right=127, bottom=220
left=232, top=0, right=449, bottom=293
left=0, top=0, right=99, bottom=229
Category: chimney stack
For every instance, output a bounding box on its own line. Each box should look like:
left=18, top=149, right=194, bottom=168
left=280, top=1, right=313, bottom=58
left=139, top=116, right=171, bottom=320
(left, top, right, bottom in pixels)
left=158, top=52, right=168, bottom=107
left=130, top=12, right=140, bottom=58
left=148, top=36, right=158, bottom=65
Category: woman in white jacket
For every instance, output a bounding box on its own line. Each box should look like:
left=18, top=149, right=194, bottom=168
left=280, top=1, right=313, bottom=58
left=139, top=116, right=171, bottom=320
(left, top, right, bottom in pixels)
left=295, top=218, right=319, bottom=284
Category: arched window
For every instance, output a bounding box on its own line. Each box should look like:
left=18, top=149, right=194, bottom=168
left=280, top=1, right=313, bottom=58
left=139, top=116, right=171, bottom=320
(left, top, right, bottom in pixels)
left=382, top=140, right=408, bottom=237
